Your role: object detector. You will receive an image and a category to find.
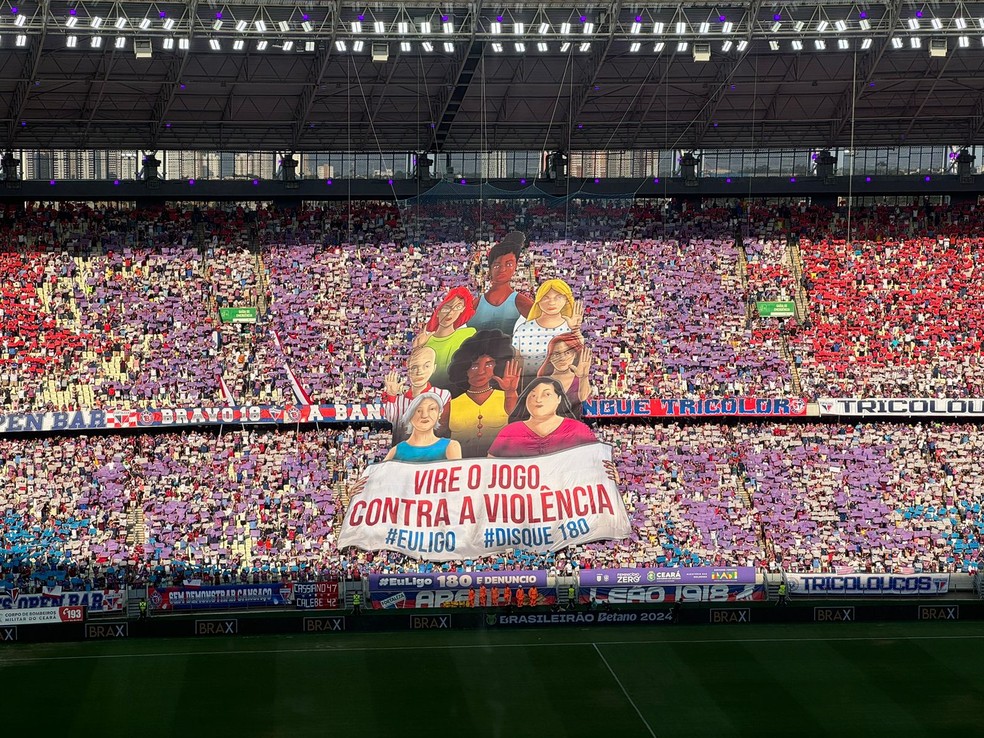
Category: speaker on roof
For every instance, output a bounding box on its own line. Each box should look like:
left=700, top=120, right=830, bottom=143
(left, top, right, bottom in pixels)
left=929, top=38, right=947, bottom=57
left=693, top=42, right=711, bottom=62
left=372, top=43, right=389, bottom=62
left=134, top=38, right=153, bottom=58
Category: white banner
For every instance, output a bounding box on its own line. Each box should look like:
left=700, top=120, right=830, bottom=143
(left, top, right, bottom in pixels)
left=0, top=606, right=85, bottom=626
left=818, top=398, right=984, bottom=417
left=338, top=443, right=630, bottom=561
left=786, top=573, right=950, bottom=596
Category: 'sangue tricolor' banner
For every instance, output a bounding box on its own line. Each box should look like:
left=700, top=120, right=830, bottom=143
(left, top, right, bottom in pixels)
left=339, top=443, right=629, bottom=562
left=149, top=583, right=294, bottom=611
left=369, top=571, right=555, bottom=609
left=577, top=567, right=757, bottom=586
left=583, top=397, right=808, bottom=418
left=818, top=398, right=984, bottom=417
left=786, top=573, right=950, bottom=596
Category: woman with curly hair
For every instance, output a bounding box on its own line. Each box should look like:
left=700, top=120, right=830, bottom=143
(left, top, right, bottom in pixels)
left=470, top=231, right=534, bottom=337
left=445, top=330, right=522, bottom=458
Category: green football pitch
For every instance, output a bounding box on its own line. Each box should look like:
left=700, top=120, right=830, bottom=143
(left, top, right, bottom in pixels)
left=2, top=621, right=982, bottom=736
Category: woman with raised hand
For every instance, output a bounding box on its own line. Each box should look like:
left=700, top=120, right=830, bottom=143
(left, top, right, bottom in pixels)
left=536, top=331, right=595, bottom=417
left=487, top=377, right=597, bottom=458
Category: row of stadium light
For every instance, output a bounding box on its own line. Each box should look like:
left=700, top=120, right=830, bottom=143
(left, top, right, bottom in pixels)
left=5, top=7, right=984, bottom=38
left=0, top=35, right=973, bottom=54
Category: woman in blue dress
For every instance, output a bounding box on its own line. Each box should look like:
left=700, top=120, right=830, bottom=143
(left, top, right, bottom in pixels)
left=384, top=392, right=462, bottom=462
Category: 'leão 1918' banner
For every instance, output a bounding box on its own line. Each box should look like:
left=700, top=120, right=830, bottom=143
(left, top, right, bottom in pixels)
left=338, top=443, right=629, bottom=561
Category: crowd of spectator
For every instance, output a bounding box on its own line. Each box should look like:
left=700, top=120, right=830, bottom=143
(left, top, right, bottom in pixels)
left=2, top=422, right=980, bottom=590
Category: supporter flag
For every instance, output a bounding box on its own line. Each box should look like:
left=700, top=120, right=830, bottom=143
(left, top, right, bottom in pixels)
left=271, top=329, right=314, bottom=405
left=218, top=374, right=236, bottom=404
left=211, top=329, right=222, bottom=352
left=42, top=586, right=63, bottom=600
left=834, top=566, right=855, bottom=575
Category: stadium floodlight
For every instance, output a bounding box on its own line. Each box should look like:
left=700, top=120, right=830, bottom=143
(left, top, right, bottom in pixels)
left=233, top=39, right=244, bottom=49
left=278, top=21, right=290, bottom=33
left=351, top=21, right=362, bottom=33
left=514, top=41, right=525, bottom=51
left=91, top=35, right=103, bottom=47
left=959, top=35, right=970, bottom=47
left=163, top=18, right=175, bottom=30
left=178, top=37, right=188, bottom=50
left=861, top=37, right=872, bottom=49
left=15, top=34, right=25, bottom=46
left=335, top=39, right=346, bottom=51
left=539, top=22, right=549, bottom=34
left=676, top=40, right=688, bottom=51
left=443, top=41, right=454, bottom=52
left=859, top=18, right=871, bottom=30
left=255, top=20, right=266, bottom=32
left=629, top=41, right=640, bottom=51
left=491, top=41, right=502, bottom=52
left=302, top=20, right=312, bottom=32
left=235, top=20, right=247, bottom=32
left=212, top=19, right=222, bottom=31
left=629, top=21, right=642, bottom=35
left=816, top=20, right=829, bottom=32
left=443, top=21, right=453, bottom=34
left=560, top=22, right=571, bottom=34
left=537, top=41, right=548, bottom=51
left=420, top=20, right=431, bottom=33
left=834, top=20, right=847, bottom=32
left=422, top=41, right=434, bottom=51
left=978, top=17, right=984, bottom=29
left=653, top=22, right=664, bottom=34
left=769, top=39, right=779, bottom=50
left=163, top=37, right=174, bottom=48
left=675, top=21, right=686, bottom=34
left=931, top=18, right=943, bottom=30
left=910, top=36, right=921, bottom=48
left=90, top=16, right=102, bottom=28
left=579, top=41, right=590, bottom=51
left=209, top=38, right=220, bottom=50
left=736, top=39, right=747, bottom=51
left=560, top=41, right=571, bottom=51
left=66, top=34, right=77, bottom=47
left=372, top=20, right=384, bottom=33
left=955, top=17, right=967, bottom=29
left=14, top=13, right=24, bottom=26
left=304, top=41, right=314, bottom=51
left=699, top=22, right=710, bottom=35
left=814, top=39, right=826, bottom=50
left=256, top=39, right=268, bottom=50
left=349, top=40, right=360, bottom=51
left=770, top=22, right=781, bottom=32
left=399, top=41, right=410, bottom=51
left=397, top=21, right=408, bottom=34
left=514, top=22, right=525, bottom=34
left=721, top=39, right=732, bottom=51
left=838, top=38, right=849, bottom=49
left=908, top=18, right=920, bottom=30
left=653, top=41, right=665, bottom=51
left=722, top=22, right=733, bottom=33
left=891, top=37, right=903, bottom=48
left=583, top=21, right=595, bottom=34
left=66, top=15, right=78, bottom=27
left=793, top=20, right=805, bottom=32
left=114, top=36, right=125, bottom=48
left=139, top=18, right=151, bottom=30
left=490, top=21, right=501, bottom=34
left=791, top=39, right=803, bottom=50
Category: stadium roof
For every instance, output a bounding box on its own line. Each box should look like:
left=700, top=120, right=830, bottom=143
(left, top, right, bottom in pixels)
left=4, top=1, right=984, bottom=153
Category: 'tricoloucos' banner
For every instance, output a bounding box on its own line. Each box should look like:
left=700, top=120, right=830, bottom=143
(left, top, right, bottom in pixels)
left=338, top=443, right=629, bottom=561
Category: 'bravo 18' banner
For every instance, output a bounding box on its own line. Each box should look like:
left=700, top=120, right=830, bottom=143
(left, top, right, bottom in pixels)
left=578, top=567, right=758, bottom=586
left=369, top=571, right=556, bottom=609
left=338, top=443, right=629, bottom=562
left=294, top=581, right=340, bottom=610
left=583, top=397, right=809, bottom=418
left=0, top=588, right=124, bottom=612
left=818, top=398, right=984, bottom=417
left=580, top=584, right=765, bottom=604
left=785, top=573, right=950, bottom=596
left=148, top=583, right=294, bottom=611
